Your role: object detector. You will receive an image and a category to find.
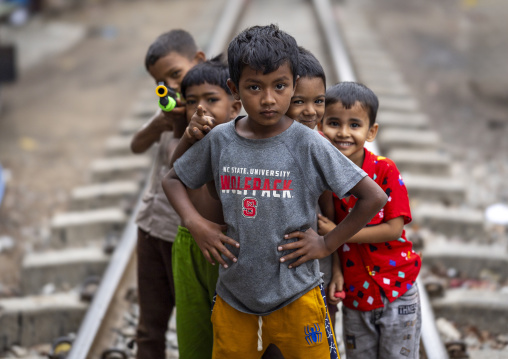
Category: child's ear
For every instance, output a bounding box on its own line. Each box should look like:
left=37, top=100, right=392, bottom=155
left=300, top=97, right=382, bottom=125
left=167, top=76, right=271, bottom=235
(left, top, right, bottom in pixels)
left=366, top=123, right=379, bottom=142
left=194, top=51, right=206, bottom=64
left=230, top=99, right=242, bottom=119
left=227, top=79, right=240, bottom=101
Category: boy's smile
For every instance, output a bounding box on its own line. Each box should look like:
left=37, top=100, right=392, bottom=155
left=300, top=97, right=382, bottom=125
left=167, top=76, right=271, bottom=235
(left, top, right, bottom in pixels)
left=228, top=62, right=296, bottom=138
left=320, top=101, right=378, bottom=167
left=286, top=77, right=325, bottom=130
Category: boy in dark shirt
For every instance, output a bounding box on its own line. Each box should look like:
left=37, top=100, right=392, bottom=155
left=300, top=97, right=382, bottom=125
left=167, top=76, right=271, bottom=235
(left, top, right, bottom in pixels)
left=131, top=29, right=204, bottom=359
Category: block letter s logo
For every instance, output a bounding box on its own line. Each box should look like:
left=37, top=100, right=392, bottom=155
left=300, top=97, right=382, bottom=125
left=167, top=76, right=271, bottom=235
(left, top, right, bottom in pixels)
left=242, top=197, right=257, bottom=218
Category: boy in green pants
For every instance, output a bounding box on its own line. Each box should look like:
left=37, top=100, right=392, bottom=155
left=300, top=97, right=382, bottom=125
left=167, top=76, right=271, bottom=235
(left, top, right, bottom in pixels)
left=131, top=29, right=204, bottom=359
left=170, top=56, right=241, bottom=358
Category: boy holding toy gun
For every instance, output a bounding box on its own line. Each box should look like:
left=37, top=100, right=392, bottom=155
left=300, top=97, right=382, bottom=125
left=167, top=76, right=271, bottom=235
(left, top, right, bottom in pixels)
left=130, top=29, right=204, bottom=359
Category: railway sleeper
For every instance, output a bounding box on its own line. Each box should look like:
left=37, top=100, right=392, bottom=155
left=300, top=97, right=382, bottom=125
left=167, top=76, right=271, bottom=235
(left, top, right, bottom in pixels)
left=104, top=135, right=138, bottom=157
left=70, top=181, right=140, bottom=211
left=422, top=242, right=508, bottom=281
left=356, top=69, right=406, bottom=87
left=377, top=128, right=441, bottom=152
left=378, top=95, right=420, bottom=113
left=118, top=118, right=150, bottom=136
left=50, top=207, right=127, bottom=248
left=129, top=100, right=158, bottom=119
left=21, top=246, right=109, bottom=295
left=388, top=149, right=451, bottom=176
left=377, top=111, right=430, bottom=130
left=403, top=173, right=466, bottom=205
left=431, top=289, right=508, bottom=335
left=411, top=203, right=485, bottom=241
left=0, top=292, right=87, bottom=351
left=366, top=82, right=413, bottom=97
left=90, top=156, right=151, bottom=183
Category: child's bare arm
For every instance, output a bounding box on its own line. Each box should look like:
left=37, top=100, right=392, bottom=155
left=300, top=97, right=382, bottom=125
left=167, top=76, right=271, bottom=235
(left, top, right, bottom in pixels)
left=131, top=107, right=186, bottom=153
left=328, top=251, right=344, bottom=306
left=278, top=176, right=387, bottom=268
left=169, top=105, right=215, bottom=167
left=318, top=190, right=334, bottom=221
left=318, top=213, right=336, bottom=236
left=347, top=217, right=404, bottom=243
left=318, top=214, right=404, bottom=244
left=162, top=168, right=239, bottom=267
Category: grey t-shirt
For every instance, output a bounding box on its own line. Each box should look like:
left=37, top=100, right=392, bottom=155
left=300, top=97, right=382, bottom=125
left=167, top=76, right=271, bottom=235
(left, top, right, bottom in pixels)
left=136, top=131, right=180, bottom=241
left=174, top=119, right=366, bottom=315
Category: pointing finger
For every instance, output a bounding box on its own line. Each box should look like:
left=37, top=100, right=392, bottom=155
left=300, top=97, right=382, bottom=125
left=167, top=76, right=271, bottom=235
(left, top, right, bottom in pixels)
left=196, top=105, right=204, bottom=117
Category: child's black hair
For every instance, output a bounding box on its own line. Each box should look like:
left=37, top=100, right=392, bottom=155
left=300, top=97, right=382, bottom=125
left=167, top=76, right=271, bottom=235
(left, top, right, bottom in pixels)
left=227, top=24, right=299, bottom=87
left=180, top=54, right=231, bottom=99
left=325, top=82, right=379, bottom=127
left=145, top=29, right=198, bottom=71
left=297, top=46, right=326, bottom=88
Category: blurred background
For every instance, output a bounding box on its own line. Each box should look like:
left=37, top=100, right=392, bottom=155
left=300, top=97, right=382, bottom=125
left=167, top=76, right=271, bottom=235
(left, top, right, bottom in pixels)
left=0, top=0, right=507, bottom=357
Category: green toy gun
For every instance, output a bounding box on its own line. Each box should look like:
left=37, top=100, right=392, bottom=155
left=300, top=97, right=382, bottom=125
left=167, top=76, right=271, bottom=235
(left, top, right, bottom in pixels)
left=155, top=82, right=179, bottom=112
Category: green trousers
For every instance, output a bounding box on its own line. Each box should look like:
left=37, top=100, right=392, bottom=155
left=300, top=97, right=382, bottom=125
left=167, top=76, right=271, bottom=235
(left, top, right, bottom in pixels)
left=172, top=226, right=219, bottom=359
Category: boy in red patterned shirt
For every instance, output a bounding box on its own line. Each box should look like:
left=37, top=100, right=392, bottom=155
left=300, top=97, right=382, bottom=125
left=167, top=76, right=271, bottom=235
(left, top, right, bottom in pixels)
left=317, top=82, right=422, bottom=359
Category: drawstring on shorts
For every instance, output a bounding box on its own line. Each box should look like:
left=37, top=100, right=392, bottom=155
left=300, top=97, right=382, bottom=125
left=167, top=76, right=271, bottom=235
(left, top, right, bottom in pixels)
left=257, top=316, right=263, bottom=351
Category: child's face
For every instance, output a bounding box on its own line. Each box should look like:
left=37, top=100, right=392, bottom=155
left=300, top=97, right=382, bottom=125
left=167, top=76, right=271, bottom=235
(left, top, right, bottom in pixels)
left=185, top=83, right=240, bottom=125
left=148, top=51, right=204, bottom=93
left=320, top=101, right=378, bottom=167
left=286, top=76, right=325, bottom=129
left=228, top=62, right=296, bottom=133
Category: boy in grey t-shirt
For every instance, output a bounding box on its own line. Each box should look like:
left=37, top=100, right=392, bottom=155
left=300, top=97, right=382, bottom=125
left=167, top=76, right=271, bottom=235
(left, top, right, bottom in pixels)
left=162, top=24, right=387, bottom=358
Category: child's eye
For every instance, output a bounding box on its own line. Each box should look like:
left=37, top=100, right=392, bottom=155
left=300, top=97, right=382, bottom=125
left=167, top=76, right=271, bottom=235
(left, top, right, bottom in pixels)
left=292, top=99, right=304, bottom=105
left=171, top=70, right=181, bottom=79
left=207, top=97, right=219, bottom=103
left=186, top=99, right=196, bottom=105
left=315, top=99, right=324, bottom=105
left=350, top=123, right=360, bottom=128
left=328, top=120, right=339, bottom=127
left=276, top=83, right=286, bottom=90
left=249, top=85, right=260, bottom=91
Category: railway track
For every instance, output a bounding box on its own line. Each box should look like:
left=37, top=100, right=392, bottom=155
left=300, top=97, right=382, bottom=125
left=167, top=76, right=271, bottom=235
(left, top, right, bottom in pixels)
left=1, top=0, right=506, bottom=358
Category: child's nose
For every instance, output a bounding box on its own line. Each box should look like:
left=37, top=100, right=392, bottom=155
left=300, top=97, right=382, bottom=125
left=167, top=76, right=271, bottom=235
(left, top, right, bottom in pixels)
left=337, top=126, right=349, bottom=137
left=303, top=104, right=317, bottom=116
left=261, top=90, right=276, bottom=105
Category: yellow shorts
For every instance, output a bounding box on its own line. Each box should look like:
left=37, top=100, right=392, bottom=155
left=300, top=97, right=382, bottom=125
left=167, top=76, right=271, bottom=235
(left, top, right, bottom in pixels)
left=211, top=285, right=340, bottom=359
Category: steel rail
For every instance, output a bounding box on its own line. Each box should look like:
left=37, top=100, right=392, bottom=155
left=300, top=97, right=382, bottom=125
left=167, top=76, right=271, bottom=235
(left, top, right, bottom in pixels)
left=66, top=1, right=247, bottom=357
left=205, top=0, right=249, bottom=58
left=311, top=1, right=449, bottom=358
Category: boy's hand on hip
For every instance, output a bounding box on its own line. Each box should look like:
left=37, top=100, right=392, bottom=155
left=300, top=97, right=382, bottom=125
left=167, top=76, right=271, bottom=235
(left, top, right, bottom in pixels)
left=277, top=228, right=329, bottom=268
left=187, top=217, right=239, bottom=268
left=185, top=105, right=216, bottom=143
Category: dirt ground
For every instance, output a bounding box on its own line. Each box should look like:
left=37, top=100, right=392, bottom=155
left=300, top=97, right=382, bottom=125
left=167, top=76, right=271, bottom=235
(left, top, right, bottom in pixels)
left=1, top=0, right=507, bottom=294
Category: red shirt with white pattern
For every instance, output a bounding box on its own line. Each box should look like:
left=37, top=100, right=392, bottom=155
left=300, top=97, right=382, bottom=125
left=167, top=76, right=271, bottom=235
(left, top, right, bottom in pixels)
left=334, top=149, right=421, bottom=311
